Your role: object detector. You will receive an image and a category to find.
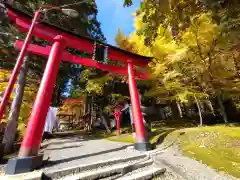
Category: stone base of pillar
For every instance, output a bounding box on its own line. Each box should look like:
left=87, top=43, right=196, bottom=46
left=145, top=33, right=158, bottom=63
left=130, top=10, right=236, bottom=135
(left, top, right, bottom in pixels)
left=5, top=154, right=43, bottom=175
left=134, top=142, right=152, bottom=151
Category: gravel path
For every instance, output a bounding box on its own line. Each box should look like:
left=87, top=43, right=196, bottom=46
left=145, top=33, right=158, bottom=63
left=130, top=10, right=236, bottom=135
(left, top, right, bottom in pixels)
left=42, top=135, right=144, bottom=173
left=153, top=143, right=239, bottom=180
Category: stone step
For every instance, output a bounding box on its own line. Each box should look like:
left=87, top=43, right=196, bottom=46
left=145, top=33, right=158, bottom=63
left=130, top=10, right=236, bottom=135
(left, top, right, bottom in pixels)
left=44, top=154, right=147, bottom=179
left=117, top=166, right=166, bottom=180
left=58, top=159, right=153, bottom=180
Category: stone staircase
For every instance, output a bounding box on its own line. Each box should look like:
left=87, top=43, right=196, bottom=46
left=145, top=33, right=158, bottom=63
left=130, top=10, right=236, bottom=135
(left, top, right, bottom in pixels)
left=43, top=154, right=166, bottom=180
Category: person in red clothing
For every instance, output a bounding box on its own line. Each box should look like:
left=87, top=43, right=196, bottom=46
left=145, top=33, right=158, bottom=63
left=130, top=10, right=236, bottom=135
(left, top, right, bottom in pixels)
left=113, top=103, right=123, bottom=135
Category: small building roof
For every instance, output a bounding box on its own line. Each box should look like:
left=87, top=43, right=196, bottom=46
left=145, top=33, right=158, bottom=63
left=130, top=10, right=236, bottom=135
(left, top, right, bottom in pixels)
left=64, top=97, right=83, bottom=104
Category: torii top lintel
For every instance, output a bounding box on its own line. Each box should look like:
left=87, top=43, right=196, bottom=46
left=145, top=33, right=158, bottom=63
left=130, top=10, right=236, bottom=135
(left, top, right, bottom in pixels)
left=5, top=4, right=152, bottom=67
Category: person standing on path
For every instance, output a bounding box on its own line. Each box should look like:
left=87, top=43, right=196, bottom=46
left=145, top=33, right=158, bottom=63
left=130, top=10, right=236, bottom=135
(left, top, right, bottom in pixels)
left=42, top=107, right=59, bottom=140
left=113, top=104, right=123, bottom=136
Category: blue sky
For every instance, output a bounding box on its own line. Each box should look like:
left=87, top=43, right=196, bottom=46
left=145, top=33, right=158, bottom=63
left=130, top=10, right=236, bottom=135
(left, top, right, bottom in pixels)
left=95, top=0, right=141, bottom=45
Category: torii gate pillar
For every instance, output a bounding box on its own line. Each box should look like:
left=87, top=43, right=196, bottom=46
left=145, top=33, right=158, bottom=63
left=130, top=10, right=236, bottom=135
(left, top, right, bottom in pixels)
left=5, top=36, right=65, bottom=174
left=19, top=36, right=65, bottom=157
left=127, top=60, right=151, bottom=151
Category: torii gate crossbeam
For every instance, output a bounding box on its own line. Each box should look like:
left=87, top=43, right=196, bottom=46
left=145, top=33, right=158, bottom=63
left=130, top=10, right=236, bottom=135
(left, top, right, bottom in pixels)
left=14, top=40, right=149, bottom=80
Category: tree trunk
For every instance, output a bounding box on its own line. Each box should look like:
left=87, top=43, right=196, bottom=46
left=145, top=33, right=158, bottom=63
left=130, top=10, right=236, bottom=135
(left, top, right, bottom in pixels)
left=83, top=97, right=87, bottom=114
left=2, top=56, right=28, bottom=154
left=199, top=101, right=205, bottom=114
left=84, top=96, right=90, bottom=114
left=55, top=86, right=61, bottom=106
left=90, top=96, right=97, bottom=130
left=217, top=91, right=228, bottom=125
left=206, top=100, right=215, bottom=115
left=194, top=94, right=203, bottom=126
left=176, top=101, right=183, bottom=118
left=99, top=108, right=110, bottom=133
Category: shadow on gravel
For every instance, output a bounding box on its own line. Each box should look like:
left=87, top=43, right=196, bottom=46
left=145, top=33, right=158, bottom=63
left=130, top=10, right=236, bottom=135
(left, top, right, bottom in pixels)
left=46, top=145, right=83, bottom=151
left=42, top=135, right=88, bottom=147
left=40, top=139, right=84, bottom=149
left=43, top=145, right=131, bottom=168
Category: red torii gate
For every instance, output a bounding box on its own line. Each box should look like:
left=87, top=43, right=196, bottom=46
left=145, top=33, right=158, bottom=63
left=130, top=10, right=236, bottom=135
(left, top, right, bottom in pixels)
left=2, top=4, right=152, bottom=174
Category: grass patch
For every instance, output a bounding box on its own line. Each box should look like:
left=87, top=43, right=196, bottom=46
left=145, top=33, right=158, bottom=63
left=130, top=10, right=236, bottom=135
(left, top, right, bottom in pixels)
left=92, top=119, right=195, bottom=144
left=150, top=128, right=176, bottom=144
left=106, top=134, right=136, bottom=143
left=178, top=125, right=240, bottom=178
left=101, top=123, right=240, bottom=178
left=104, top=127, right=176, bottom=145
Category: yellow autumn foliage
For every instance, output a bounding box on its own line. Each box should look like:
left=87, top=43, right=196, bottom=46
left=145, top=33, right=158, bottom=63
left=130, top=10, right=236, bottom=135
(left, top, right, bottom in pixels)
left=115, top=11, right=240, bottom=104
left=0, top=68, right=39, bottom=137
